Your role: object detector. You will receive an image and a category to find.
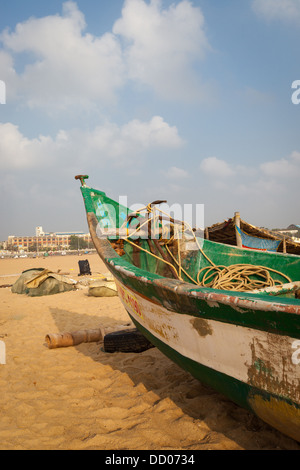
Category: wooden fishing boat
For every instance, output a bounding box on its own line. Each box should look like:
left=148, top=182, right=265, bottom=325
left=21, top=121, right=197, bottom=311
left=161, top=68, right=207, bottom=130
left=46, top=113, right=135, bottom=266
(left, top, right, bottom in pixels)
left=76, top=175, right=300, bottom=442
left=205, top=213, right=300, bottom=255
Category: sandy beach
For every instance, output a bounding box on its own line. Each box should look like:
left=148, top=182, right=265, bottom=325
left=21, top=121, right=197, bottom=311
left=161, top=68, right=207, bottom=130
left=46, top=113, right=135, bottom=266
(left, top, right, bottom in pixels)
left=0, top=253, right=299, bottom=451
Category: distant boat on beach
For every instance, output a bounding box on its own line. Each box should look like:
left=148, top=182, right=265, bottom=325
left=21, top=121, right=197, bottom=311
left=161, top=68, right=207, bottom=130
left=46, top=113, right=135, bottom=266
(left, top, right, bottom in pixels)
left=205, top=213, right=300, bottom=256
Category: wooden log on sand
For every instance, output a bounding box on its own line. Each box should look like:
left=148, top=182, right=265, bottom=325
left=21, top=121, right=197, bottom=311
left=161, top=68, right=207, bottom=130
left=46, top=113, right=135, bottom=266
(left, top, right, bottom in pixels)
left=45, top=328, right=105, bottom=349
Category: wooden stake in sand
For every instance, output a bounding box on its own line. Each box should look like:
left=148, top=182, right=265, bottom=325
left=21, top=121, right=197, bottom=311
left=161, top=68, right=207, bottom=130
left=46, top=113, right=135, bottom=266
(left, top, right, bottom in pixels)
left=0, top=341, right=6, bottom=364
left=45, top=328, right=105, bottom=349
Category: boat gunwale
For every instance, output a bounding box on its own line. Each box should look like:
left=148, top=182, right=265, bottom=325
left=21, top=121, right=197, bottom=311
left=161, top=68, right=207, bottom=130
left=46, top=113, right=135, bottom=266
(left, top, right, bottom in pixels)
left=78, top=182, right=300, bottom=443
left=86, top=211, right=300, bottom=317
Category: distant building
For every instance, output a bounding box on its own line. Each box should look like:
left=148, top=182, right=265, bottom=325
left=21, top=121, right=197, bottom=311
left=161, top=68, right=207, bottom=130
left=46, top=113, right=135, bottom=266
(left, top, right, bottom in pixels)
left=287, top=224, right=300, bottom=233
left=6, top=226, right=92, bottom=251
left=35, top=226, right=44, bottom=237
left=272, top=224, right=300, bottom=244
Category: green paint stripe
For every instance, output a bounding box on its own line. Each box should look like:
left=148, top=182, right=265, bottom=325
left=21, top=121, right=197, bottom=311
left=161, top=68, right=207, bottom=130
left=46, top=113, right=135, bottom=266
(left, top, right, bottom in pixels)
left=80, top=186, right=300, bottom=338
left=109, top=257, right=300, bottom=339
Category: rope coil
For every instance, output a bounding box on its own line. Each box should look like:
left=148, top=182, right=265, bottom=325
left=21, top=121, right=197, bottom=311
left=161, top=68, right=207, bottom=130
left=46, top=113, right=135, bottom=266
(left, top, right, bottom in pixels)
left=196, top=264, right=291, bottom=292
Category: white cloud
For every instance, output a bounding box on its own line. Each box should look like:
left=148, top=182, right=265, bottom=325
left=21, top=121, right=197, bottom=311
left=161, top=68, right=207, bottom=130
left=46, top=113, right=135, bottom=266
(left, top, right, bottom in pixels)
left=194, top=151, right=300, bottom=229
left=260, top=158, right=295, bottom=178
left=121, top=116, right=184, bottom=148
left=0, top=116, right=184, bottom=170
left=0, top=50, right=18, bottom=100
left=0, top=0, right=211, bottom=111
left=166, top=166, right=189, bottom=179
left=291, top=150, right=300, bottom=163
left=0, top=123, right=60, bottom=169
left=113, top=0, right=210, bottom=101
left=0, top=1, right=124, bottom=110
left=200, top=156, right=235, bottom=178
left=260, top=151, right=300, bottom=178
left=198, top=151, right=300, bottom=224
left=252, top=0, right=300, bottom=23
left=200, top=152, right=300, bottom=188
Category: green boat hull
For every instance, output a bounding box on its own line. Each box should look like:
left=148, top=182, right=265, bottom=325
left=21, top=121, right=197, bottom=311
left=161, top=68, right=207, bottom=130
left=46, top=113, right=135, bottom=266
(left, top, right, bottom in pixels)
left=77, top=177, right=300, bottom=442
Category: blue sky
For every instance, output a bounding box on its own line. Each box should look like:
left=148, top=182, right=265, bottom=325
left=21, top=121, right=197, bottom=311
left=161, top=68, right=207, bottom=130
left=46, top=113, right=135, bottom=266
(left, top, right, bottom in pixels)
left=0, top=0, right=300, bottom=240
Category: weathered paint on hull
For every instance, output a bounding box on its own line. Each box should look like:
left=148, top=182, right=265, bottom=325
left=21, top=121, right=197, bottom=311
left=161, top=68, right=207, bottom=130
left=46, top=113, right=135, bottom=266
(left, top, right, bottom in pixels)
left=115, top=279, right=300, bottom=442
left=77, top=181, right=300, bottom=442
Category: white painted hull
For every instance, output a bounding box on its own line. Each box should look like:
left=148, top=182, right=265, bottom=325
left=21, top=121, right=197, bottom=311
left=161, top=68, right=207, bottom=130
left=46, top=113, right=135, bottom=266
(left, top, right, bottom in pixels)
left=116, top=279, right=300, bottom=406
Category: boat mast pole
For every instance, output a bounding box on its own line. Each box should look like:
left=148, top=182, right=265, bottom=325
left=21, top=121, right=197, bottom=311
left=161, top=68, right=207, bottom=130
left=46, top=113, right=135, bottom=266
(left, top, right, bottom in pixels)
left=234, top=212, right=242, bottom=248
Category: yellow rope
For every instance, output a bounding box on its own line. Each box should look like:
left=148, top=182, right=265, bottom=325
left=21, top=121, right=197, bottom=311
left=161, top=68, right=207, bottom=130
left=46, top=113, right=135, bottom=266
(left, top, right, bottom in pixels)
left=123, top=237, right=181, bottom=278
left=196, top=264, right=291, bottom=291
left=164, top=244, right=198, bottom=284
left=120, top=203, right=292, bottom=292
left=183, top=220, right=292, bottom=290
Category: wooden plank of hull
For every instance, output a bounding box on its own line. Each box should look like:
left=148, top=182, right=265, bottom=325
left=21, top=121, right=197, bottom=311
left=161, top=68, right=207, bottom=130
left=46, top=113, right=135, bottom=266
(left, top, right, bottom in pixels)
left=81, top=196, right=300, bottom=442
left=115, top=279, right=300, bottom=442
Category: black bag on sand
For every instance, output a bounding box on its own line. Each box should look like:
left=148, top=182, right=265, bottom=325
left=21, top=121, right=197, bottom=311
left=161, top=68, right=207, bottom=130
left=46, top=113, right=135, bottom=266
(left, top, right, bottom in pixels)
left=78, top=259, right=92, bottom=276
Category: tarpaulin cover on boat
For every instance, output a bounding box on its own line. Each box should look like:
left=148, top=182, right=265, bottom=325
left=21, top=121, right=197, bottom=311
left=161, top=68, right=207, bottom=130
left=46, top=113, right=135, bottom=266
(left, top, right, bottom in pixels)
left=235, top=226, right=281, bottom=252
